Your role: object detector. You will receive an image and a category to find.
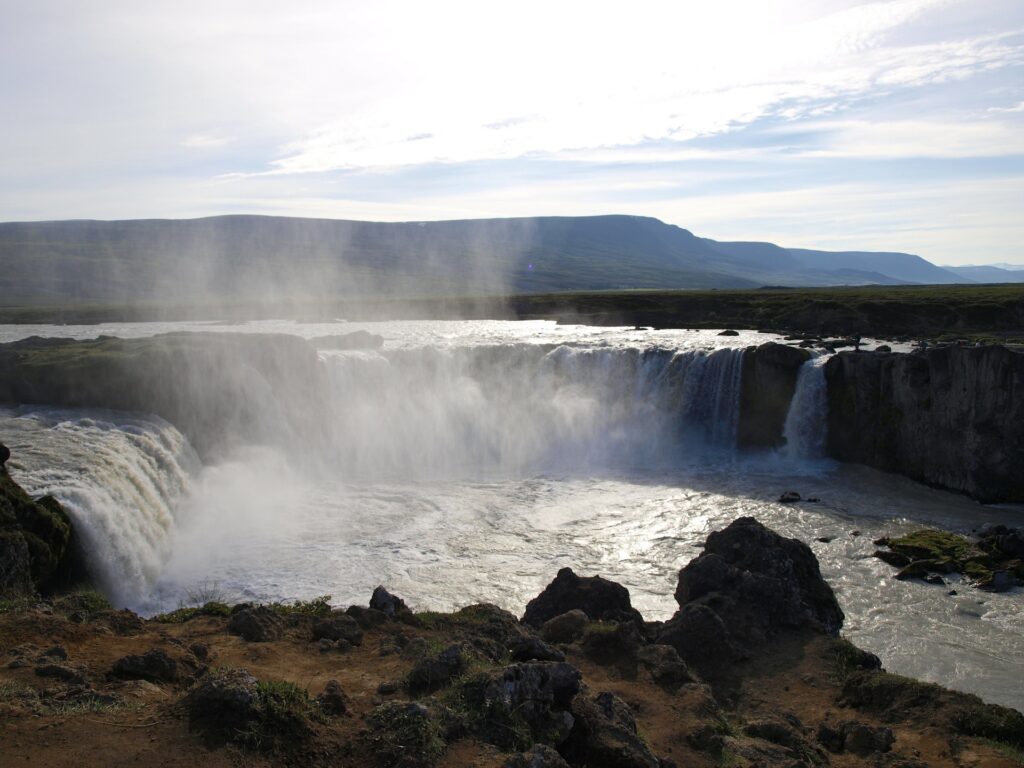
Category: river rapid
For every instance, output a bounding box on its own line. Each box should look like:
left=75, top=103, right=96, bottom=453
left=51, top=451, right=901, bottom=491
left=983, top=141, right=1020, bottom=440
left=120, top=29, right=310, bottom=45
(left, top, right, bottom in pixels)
left=0, top=319, right=1021, bottom=710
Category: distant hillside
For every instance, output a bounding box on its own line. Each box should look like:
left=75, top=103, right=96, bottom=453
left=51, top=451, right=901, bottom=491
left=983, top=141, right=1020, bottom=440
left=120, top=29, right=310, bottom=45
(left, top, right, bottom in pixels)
left=946, top=265, right=1024, bottom=284
left=0, top=214, right=967, bottom=305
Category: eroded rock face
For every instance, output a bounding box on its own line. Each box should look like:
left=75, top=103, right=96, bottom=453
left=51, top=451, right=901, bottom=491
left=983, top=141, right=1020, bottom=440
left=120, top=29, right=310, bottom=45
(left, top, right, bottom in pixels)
left=521, top=568, right=644, bottom=629
left=824, top=345, right=1024, bottom=502
left=737, top=343, right=810, bottom=449
left=658, top=517, right=843, bottom=679
left=0, top=445, right=75, bottom=595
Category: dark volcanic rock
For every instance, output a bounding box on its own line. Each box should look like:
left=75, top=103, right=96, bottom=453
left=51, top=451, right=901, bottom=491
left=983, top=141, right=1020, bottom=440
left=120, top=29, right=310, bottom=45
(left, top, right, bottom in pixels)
left=824, top=345, right=1024, bottom=502
left=406, top=644, right=467, bottom=695
left=312, top=614, right=364, bottom=645
left=370, top=585, right=411, bottom=618
left=110, top=648, right=181, bottom=683
left=563, top=692, right=660, bottom=768
left=522, top=567, right=644, bottom=628
left=0, top=449, right=75, bottom=594
left=184, top=668, right=260, bottom=742
left=658, top=517, right=843, bottom=680
left=737, top=342, right=811, bottom=449
left=227, top=606, right=284, bottom=642
left=539, top=609, right=588, bottom=644
left=481, top=662, right=582, bottom=747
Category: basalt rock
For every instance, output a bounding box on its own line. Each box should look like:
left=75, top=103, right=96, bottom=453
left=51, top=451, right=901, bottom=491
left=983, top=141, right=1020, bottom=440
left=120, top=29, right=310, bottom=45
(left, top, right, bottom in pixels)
left=370, top=585, right=411, bottom=618
left=521, top=567, right=644, bottom=629
left=227, top=606, right=284, bottom=642
left=658, top=517, right=843, bottom=680
left=0, top=447, right=76, bottom=595
left=109, top=648, right=182, bottom=684
left=563, top=692, right=660, bottom=768
left=312, top=613, right=364, bottom=645
left=824, top=345, right=1024, bottom=502
left=737, top=342, right=811, bottom=449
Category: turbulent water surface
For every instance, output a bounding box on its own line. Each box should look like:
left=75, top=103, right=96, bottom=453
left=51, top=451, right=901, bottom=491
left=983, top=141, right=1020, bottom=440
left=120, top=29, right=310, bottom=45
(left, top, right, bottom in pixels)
left=1, top=320, right=1021, bottom=710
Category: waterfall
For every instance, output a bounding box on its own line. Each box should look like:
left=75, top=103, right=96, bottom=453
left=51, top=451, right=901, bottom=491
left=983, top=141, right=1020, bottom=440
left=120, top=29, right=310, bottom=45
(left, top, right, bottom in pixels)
left=0, top=408, right=198, bottom=606
left=321, top=344, right=747, bottom=478
left=782, top=356, right=829, bottom=460
left=0, top=337, right=750, bottom=608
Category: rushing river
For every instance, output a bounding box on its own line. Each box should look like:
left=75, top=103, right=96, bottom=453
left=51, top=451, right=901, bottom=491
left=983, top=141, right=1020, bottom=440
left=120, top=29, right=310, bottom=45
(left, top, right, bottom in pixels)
left=0, top=320, right=1021, bottom=710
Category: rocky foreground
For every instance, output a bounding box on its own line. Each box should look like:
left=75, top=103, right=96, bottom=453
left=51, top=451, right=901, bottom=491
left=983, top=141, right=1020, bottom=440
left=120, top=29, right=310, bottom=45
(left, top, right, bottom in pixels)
left=2, top=504, right=1023, bottom=767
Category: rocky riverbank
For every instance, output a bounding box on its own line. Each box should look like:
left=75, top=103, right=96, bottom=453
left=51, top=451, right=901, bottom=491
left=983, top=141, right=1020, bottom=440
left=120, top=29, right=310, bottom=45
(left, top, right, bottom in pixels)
left=1, top=461, right=1021, bottom=768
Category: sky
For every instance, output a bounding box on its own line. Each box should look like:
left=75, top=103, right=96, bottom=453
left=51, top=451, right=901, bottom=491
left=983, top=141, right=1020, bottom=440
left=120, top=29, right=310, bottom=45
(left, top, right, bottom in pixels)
left=1, top=0, right=1022, bottom=265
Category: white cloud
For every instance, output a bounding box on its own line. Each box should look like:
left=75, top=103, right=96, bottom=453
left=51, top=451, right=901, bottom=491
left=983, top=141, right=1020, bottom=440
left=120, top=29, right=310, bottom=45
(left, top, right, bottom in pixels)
left=180, top=133, right=232, bottom=149
left=988, top=100, right=1024, bottom=113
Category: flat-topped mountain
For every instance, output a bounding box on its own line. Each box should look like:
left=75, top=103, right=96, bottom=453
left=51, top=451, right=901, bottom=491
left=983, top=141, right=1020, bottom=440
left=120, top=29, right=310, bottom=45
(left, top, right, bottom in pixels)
left=0, top=214, right=968, bottom=305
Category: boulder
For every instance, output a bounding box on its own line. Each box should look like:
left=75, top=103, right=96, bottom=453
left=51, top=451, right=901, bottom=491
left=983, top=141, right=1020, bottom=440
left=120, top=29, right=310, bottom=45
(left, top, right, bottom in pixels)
left=580, top=621, right=644, bottom=674
left=658, top=518, right=843, bottom=682
left=636, top=644, right=695, bottom=690
left=539, top=609, right=588, bottom=644
left=312, top=614, right=364, bottom=645
left=563, top=692, right=659, bottom=768
left=406, top=644, right=468, bottom=695
left=109, top=648, right=181, bottom=684
left=184, top=668, right=260, bottom=742
left=480, top=662, right=582, bottom=748
left=522, top=568, right=644, bottom=629
left=510, top=634, right=565, bottom=663
left=227, top=606, right=284, bottom=642
left=370, top=585, right=411, bottom=618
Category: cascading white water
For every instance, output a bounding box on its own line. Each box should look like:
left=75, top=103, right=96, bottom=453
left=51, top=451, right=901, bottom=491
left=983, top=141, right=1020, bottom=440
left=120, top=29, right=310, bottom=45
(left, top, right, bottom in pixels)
left=1, top=321, right=1022, bottom=711
left=782, top=356, right=829, bottom=460
left=0, top=407, right=197, bottom=605
left=320, top=344, right=746, bottom=479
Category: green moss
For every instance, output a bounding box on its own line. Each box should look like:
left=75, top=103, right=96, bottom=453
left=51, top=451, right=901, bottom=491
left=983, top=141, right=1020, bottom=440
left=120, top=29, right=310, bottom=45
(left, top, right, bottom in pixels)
left=883, top=529, right=983, bottom=563
left=152, top=600, right=232, bottom=624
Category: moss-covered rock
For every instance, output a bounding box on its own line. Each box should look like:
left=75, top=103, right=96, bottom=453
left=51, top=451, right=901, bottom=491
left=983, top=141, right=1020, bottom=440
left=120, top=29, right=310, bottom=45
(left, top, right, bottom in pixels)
left=0, top=446, right=76, bottom=595
left=873, top=528, right=1021, bottom=591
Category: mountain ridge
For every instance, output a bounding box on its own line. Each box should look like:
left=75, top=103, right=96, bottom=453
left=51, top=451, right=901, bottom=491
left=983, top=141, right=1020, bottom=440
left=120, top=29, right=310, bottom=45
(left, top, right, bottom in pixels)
left=0, top=213, right=980, bottom=305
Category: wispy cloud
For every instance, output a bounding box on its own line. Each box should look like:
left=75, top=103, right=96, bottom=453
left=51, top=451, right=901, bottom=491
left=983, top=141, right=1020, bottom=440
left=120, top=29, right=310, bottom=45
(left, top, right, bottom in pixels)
left=180, top=133, right=233, bottom=149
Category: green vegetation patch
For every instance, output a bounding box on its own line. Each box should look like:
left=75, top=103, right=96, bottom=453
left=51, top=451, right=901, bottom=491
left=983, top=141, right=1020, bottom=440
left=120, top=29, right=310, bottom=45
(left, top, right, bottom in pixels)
left=152, top=600, right=232, bottom=624
left=239, top=679, right=322, bottom=753
left=365, top=700, right=446, bottom=768
left=267, top=594, right=333, bottom=618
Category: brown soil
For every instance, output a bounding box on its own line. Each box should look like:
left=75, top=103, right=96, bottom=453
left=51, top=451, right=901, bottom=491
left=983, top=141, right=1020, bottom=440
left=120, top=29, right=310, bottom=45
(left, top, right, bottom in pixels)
left=0, top=604, right=1019, bottom=768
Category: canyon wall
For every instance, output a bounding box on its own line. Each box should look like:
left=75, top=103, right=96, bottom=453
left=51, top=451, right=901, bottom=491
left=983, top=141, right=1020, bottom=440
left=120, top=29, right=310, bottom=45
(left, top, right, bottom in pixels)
left=824, top=346, right=1024, bottom=502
